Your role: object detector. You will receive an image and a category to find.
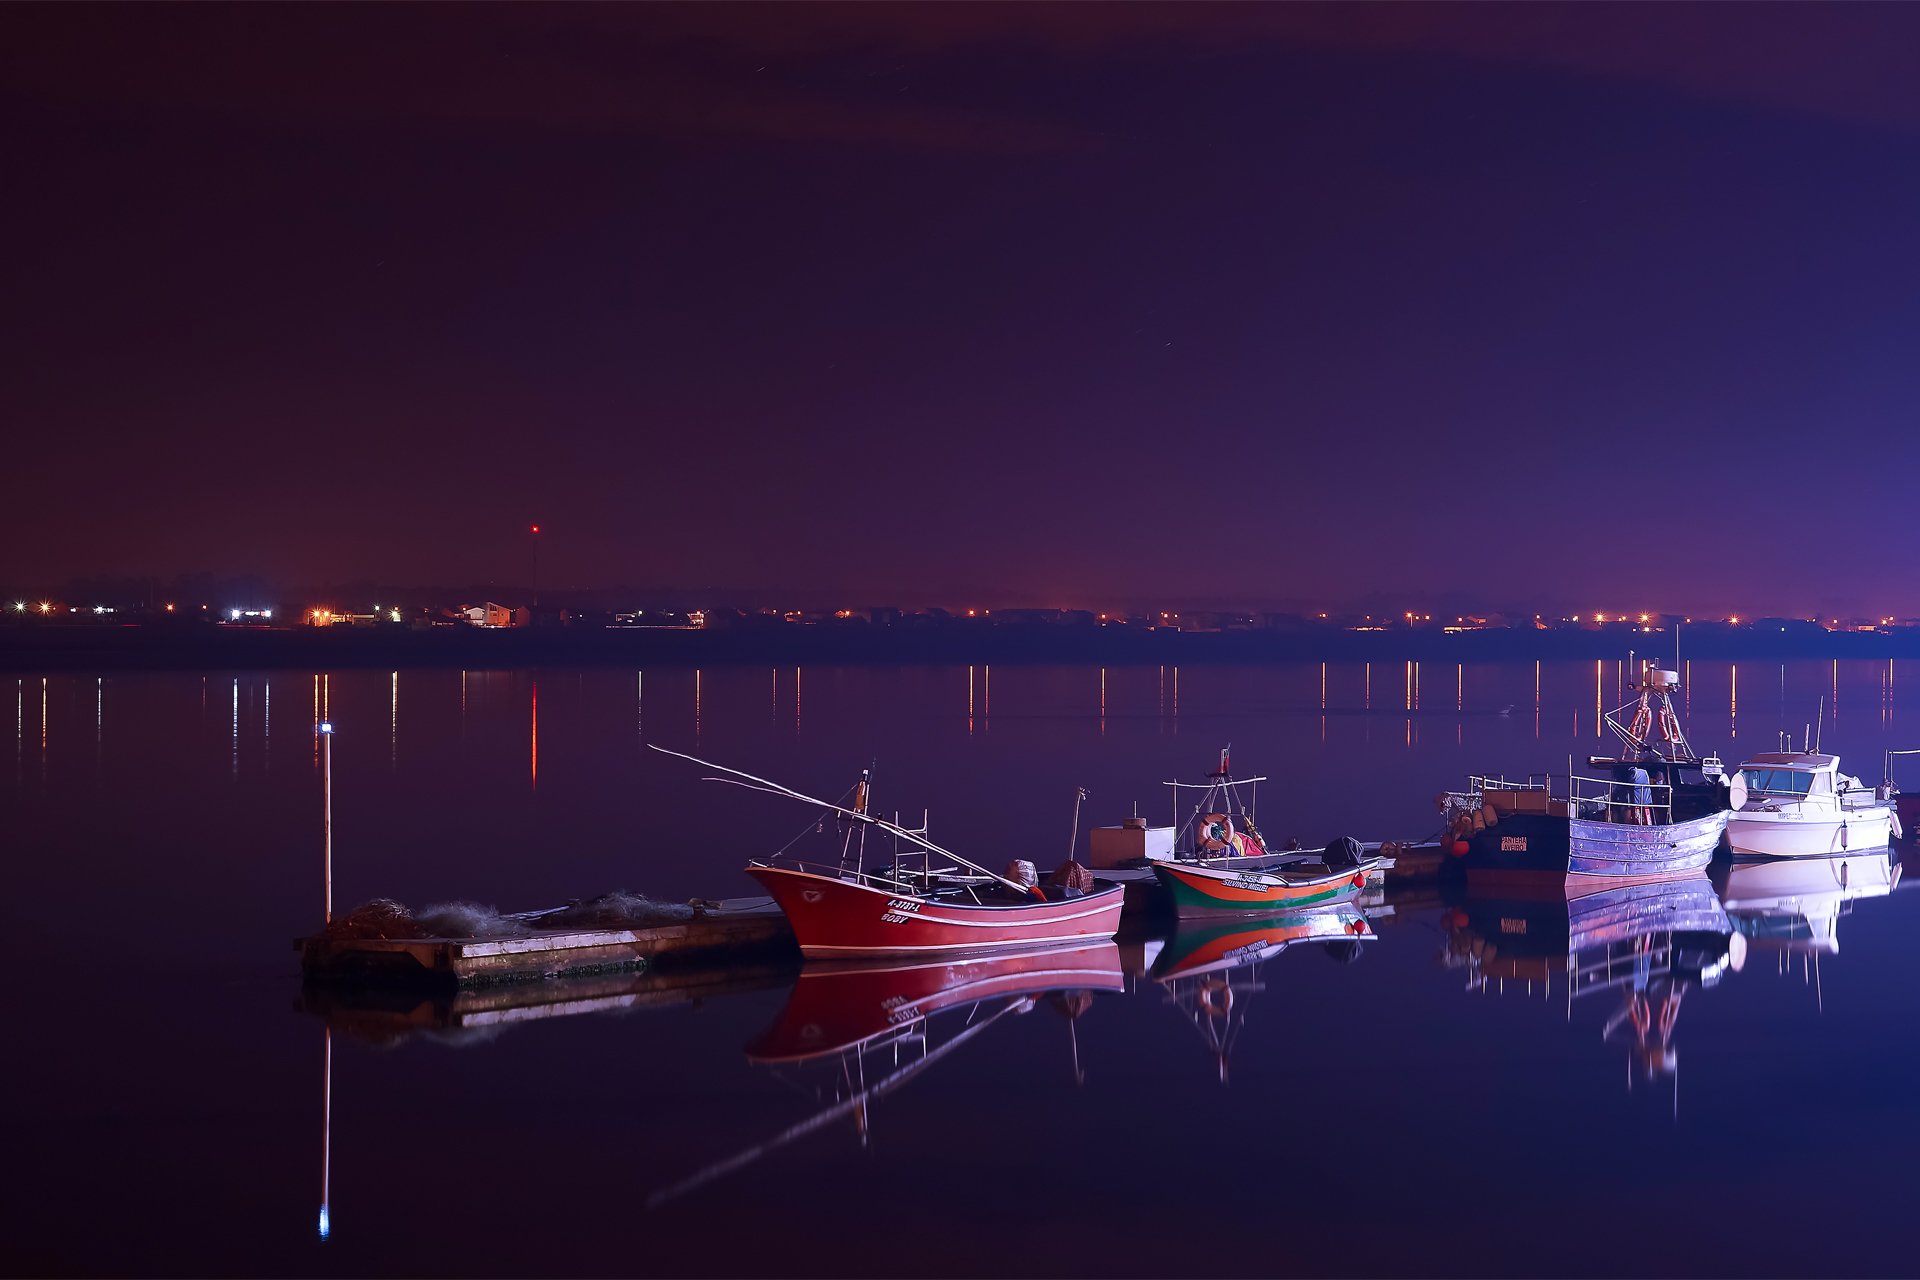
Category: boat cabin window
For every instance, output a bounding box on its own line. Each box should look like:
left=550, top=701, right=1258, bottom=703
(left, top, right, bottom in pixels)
left=1744, top=768, right=1830, bottom=796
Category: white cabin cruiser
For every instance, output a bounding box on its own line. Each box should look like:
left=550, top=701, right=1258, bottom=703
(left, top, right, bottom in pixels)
left=1726, top=752, right=1901, bottom=858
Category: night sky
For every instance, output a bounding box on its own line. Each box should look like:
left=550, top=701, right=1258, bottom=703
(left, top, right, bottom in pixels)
left=5, top=4, right=1918, bottom=614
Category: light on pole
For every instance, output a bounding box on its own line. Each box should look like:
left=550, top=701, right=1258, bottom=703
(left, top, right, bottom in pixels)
left=529, top=523, right=541, bottom=608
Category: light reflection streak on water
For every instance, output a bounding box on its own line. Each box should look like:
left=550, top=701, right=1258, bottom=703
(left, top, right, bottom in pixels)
left=390, top=672, right=398, bottom=772
left=530, top=678, right=539, bottom=790
left=1595, top=659, right=1603, bottom=740
left=232, top=678, right=240, bottom=778
left=262, top=679, right=269, bottom=772
left=313, top=675, right=321, bottom=769
left=967, top=666, right=974, bottom=736
left=1099, top=667, right=1106, bottom=736
left=1730, top=664, right=1739, bottom=740
left=983, top=665, right=990, bottom=732
left=695, top=668, right=702, bottom=740
left=636, top=670, right=644, bottom=739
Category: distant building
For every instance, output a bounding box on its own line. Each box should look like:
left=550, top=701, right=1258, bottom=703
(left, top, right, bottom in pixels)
left=458, top=602, right=514, bottom=628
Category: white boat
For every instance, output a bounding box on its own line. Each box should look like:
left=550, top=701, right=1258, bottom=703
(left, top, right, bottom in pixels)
left=1726, top=752, right=1901, bottom=858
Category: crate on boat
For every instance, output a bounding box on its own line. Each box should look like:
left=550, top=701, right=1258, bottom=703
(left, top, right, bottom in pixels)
left=1089, top=819, right=1176, bottom=868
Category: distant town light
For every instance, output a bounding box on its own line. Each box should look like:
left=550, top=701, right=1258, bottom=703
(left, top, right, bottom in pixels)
left=165, top=603, right=175, bottom=612
left=11, top=602, right=22, bottom=612
left=38, top=602, right=52, bottom=614
left=319, top=721, right=333, bottom=734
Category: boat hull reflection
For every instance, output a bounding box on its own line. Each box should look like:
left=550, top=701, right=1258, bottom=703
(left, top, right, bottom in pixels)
left=747, top=940, right=1125, bottom=1063
left=1149, top=905, right=1375, bottom=1083
left=1441, top=875, right=1740, bottom=1095
left=1716, top=849, right=1898, bottom=955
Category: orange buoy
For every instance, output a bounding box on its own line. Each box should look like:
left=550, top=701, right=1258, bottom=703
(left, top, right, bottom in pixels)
left=1451, top=839, right=1470, bottom=856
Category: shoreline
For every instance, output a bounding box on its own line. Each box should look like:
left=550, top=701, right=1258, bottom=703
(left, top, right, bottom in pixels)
left=2, top=622, right=1916, bottom=673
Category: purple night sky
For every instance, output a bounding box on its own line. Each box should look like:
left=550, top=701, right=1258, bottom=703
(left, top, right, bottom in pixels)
left=4, top=4, right=1917, bottom=615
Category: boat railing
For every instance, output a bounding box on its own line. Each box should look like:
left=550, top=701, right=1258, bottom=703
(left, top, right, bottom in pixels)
left=1565, top=772, right=1677, bottom=825
left=752, top=854, right=999, bottom=897
left=1469, top=772, right=1553, bottom=793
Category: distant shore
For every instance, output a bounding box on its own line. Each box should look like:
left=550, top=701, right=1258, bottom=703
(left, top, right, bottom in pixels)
left=2, top=621, right=1917, bottom=673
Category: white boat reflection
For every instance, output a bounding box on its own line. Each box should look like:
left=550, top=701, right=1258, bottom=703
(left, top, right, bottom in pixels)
left=1715, top=849, right=1900, bottom=957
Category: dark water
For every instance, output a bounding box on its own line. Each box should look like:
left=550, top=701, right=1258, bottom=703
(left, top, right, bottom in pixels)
left=6, top=659, right=1917, bottom=1277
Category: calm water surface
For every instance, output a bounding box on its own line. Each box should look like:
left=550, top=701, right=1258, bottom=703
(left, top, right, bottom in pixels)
left=6, top=659, right=1918, bottom=1276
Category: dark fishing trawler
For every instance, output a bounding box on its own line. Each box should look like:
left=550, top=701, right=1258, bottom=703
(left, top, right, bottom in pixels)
left=1441, top=664, right=1731, bottom=884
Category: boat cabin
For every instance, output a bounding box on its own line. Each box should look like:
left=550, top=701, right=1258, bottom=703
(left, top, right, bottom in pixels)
left=1735, top=753, right=1848, bottom=804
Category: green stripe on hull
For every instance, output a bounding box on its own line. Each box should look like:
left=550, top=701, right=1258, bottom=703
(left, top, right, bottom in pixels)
left=1157, top=868, right=1352, bottom=913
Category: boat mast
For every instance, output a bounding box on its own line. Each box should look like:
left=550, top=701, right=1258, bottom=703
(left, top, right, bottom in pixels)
left=649, top=745, right=1033, bottom=895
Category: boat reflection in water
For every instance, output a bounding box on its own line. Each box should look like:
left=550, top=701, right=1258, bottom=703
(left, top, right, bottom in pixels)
left=1440, top=877, right=1743, bottom=1104
left=1146, top=906, right=1374, bottom=1083
left=1714, top=851, right=1900, bottom=994
left=649, top=941, right=1124, bottom=1207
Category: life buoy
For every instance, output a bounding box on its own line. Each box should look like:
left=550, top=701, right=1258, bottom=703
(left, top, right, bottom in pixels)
left=1199, top=813, right=1235, bottom=853
left=1197, top=978, right=1233, bottom=1017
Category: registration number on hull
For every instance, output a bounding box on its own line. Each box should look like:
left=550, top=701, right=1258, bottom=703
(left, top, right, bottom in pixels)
left=881, top=898, right=924, bottom=925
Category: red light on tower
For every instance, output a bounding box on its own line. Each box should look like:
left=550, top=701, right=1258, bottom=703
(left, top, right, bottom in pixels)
left=530, top=524, right=540, bottom=535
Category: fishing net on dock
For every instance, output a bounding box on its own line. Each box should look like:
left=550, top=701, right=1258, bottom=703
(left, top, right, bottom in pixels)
left=413, top=901, right=532, bottom=938
left=539, top=891, right=694, bottom=929
left=320, top=898, right=421, bottom=940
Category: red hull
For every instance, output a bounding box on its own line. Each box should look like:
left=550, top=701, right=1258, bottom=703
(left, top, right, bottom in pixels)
left=748, top=865, right=1126, bottom=958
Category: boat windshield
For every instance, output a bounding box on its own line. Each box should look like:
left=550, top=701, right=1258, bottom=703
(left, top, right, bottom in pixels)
left=1744, top=769, right=1830, bottom=796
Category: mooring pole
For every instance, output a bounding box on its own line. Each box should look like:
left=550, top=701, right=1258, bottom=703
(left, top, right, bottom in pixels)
left=321, top=720, right=335, bottom=924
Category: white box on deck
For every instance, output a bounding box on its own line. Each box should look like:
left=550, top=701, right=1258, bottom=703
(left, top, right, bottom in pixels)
left=1088, top=823, right=1176, bottom=868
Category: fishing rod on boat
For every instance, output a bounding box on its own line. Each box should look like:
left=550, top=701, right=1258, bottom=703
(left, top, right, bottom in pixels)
left=647, top=745, right=1034, bottom=896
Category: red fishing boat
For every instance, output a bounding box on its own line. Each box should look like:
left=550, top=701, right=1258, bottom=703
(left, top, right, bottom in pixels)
left=652, top=746, right=1126, bottom=958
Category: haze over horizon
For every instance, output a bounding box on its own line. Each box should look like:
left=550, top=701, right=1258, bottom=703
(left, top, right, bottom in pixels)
left=6, top=4, right=1918, bottom=617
